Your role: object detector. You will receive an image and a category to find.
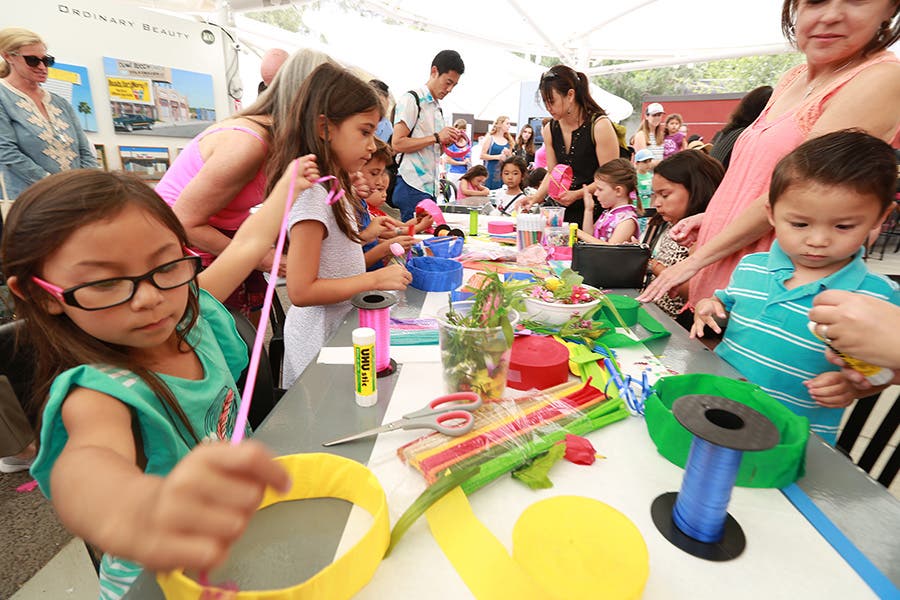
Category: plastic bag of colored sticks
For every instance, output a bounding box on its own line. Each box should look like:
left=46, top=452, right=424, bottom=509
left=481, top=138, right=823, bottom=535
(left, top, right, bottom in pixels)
left=396, top=380, right=629, bottom=494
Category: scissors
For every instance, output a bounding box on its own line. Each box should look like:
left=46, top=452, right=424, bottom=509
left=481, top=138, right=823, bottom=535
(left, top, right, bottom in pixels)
left=322, top=392, right=482, bottom=447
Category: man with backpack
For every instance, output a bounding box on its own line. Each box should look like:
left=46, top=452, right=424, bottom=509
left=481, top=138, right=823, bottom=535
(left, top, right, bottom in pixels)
left=390, top=50, right=465, bottom=221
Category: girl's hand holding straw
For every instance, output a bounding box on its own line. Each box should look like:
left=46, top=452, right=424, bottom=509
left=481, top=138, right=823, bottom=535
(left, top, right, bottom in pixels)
left=119, top=441, right=290, bottom=572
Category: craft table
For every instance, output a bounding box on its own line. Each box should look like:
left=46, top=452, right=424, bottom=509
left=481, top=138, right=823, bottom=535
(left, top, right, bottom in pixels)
left=126, top=285, right=900, bottom=599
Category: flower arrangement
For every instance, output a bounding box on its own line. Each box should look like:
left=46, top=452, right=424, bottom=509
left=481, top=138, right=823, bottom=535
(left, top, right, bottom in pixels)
left=529, top=269, right=603, bottom=305
left=437, top=272, right=532, bottom=400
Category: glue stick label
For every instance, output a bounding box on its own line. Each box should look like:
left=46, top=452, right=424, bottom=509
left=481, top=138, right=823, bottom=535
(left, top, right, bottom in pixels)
left=353, top=327, right=377, bottom=406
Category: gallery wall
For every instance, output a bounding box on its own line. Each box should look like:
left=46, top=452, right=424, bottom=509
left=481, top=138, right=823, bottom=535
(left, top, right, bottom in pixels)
left=6, top=0, right=233, bottom=175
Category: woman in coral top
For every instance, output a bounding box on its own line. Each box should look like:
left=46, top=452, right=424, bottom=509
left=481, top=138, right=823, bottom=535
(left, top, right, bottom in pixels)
left=639, top=0, right=900, bottom=308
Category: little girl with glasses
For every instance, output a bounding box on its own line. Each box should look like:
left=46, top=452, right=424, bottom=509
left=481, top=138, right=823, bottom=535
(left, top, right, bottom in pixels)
left=1, top=155, right=320, bottom=599
left=277, top=63, right=411, bottom=386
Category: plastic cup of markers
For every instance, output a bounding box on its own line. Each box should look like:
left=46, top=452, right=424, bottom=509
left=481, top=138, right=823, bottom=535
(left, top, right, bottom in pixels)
left=540, top=206, right=566, bottom=228
left=435, top=302, right=519, bottom=402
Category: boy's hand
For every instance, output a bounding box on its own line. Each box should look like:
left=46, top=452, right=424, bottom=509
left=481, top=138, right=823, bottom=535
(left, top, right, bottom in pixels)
left=361, top=216, right=403, bottom=243
left=413, top=214, right=434, bottom=233
left=690, top=297, right=726, bottom=338
left=350, top=170, right=370, bottom=199
left=135, top=441, right=290, bottom=573
left=804, top=371, right=857, bottom=408
left=375, top=263, right=411, bottom=290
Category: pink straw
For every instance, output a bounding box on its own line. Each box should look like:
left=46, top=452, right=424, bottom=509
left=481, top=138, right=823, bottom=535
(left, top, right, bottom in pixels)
left=230, top=160, right=301, bottom=444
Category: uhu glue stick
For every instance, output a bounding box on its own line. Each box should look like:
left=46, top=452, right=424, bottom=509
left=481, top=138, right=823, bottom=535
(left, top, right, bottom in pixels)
left=353, top=327, right=377, bottom=407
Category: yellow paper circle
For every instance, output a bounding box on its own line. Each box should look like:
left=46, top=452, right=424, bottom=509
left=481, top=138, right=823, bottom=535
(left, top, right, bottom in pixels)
left=156, top=453, right=389, bottom=599
left=512, top=496, right=649, bottom=600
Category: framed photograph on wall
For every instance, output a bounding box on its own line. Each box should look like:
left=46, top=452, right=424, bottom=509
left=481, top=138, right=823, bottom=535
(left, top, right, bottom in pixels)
left=46, top=62, right=98, bottom=132
left=119, top=146, right=170, bottom=181
left=104, top=57, right=216, bottom=138
left=93, top=144, right=108, bottom=170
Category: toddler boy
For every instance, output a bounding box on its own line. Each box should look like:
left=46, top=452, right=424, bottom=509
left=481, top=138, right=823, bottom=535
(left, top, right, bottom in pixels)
left=691, top=130, right=900, bottom=444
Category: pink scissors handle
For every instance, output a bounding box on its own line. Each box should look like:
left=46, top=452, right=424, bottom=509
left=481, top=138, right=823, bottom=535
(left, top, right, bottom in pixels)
left=404, top=392, right=482, bottom=419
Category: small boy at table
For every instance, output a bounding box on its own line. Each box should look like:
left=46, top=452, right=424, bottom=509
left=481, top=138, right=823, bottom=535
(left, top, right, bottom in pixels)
left=691, top=130, right=900, bottom=444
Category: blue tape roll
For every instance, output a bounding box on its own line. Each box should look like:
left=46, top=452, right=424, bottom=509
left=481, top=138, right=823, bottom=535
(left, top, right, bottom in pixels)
left=408, top=257, right=463, bottom=292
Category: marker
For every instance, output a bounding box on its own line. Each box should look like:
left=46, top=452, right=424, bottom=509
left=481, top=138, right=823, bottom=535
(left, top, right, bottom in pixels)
left=569, top=222, right=578, bottom=246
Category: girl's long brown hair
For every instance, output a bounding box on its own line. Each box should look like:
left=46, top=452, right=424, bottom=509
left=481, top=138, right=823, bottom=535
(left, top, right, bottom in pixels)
left=265, top=63, right=383, bottom=242
left=1, top=170, right=201, bottom=442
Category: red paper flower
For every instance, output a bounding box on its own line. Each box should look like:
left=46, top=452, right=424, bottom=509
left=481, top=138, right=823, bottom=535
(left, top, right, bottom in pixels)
left=560, top=434, right=597, bottom=465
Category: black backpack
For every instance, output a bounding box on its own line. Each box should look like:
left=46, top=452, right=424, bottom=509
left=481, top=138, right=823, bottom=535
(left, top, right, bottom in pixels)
left=385, top=90, right=421, bottom=208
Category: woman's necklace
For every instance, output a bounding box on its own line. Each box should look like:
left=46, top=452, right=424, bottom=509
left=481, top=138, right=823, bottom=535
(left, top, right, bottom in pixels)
left=803, top=58, right=857, bottom=100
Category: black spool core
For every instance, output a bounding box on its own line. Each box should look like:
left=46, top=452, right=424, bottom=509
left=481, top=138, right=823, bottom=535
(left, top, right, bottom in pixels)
left=351, top=291, right=397, bottom=311
left=651, top=394, right=779, bottom=561
left=651, top=492, right=746, bottom=562
left=377, top=358, right=397, bottom=378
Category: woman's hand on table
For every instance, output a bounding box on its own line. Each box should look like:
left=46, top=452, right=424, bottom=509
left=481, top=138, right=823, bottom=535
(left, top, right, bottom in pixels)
left=670, top=212, right=704, bottom=246
left=638, top=254, right=700, bottom=302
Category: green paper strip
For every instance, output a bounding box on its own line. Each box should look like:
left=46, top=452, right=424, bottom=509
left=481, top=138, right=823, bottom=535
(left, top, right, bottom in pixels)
left=461, top=398, right=629, bottom=495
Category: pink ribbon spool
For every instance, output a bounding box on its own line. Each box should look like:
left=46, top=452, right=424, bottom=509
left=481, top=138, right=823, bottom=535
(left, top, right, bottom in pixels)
left=547, top=164, right=573, bottom=200
left=443, top=131, right=471, bottom=160
left=352, top=291, right=398, bottom=376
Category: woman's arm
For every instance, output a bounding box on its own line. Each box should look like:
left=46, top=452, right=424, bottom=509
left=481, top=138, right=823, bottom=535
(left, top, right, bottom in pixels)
left=198, top=156, right=319, bottom=303
left=638, top=194, right=771, bottom=301
left=632, top=129, right=647, bottom=151
left=523, top=123, right=556, bottom=207
left=170, top=129, right=269, bottom=258
left=592, top=117, right=620, bottom=167
left=59, top=102, right=98, bottom=169
left=480, top=138, right=497, bottom=161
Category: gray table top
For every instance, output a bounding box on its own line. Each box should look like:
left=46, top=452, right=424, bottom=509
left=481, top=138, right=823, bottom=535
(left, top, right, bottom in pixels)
left=126, top=288, right=900, bottom=598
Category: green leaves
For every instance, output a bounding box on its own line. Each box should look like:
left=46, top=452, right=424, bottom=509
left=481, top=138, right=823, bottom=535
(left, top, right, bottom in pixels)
left=511, top=443, right=566, bottom=490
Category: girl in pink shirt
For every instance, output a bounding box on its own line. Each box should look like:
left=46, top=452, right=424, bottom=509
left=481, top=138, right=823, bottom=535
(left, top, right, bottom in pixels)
left=577, top=158, right=640, bottom=244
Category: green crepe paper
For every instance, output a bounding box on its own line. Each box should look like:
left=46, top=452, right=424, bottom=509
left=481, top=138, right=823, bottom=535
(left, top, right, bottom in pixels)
left=511, top=443, right=566, bottom=489
left=644, top=373, right=809, bottom=489
left=460, top=397, right=629, bottom=495
left=593, top=305, right=671, bottom=348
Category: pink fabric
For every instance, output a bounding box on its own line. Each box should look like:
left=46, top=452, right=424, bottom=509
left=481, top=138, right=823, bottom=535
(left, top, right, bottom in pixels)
left=593, top=204, right=637, bottom=241
left=155, top=126, right=268, bottom=235
left=533, top=144, right=547, bottom=169
left=688, top=51, right=900, bottom=307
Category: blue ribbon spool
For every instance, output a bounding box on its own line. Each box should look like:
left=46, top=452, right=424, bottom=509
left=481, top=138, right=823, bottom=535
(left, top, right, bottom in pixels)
left=407, top=257, right=463, bottom=292
left=651, top=394, right=779, bottom=561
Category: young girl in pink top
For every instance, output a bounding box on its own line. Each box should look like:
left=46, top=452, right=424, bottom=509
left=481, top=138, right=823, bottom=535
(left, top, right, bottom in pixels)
left=577, top=158, right=640, bottom=244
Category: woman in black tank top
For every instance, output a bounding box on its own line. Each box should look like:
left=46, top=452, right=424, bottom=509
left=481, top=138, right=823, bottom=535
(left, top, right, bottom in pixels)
left=523, top=64, right=620, bottom=226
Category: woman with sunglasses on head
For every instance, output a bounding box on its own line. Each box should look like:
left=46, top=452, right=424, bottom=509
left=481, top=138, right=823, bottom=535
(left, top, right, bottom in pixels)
left=521, top=65, right=620, bottom=225
left=640, top=0, right=900, bottom=308
left=0, top=28, right=96, bottom=201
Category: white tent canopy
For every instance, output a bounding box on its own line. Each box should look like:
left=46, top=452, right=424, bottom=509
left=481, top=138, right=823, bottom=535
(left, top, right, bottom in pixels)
left=229, top=6, right=634, bottom=122
left=125, top=0, right=796, bottom=121
left=129, top=0, right=792, bottom=70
